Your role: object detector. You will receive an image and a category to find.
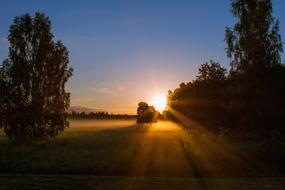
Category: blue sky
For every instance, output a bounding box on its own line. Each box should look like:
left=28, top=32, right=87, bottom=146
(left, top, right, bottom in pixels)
left=0, top=0, right=285, bottom=113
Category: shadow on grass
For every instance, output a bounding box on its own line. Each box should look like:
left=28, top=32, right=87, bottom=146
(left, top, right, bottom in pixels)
left=0, top=124, right=149, bottom=175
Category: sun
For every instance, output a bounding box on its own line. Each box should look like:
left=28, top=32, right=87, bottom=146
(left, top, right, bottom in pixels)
left=150, top=94, right=167, bottom=113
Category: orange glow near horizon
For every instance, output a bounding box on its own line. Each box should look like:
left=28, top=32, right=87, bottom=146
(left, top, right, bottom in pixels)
left=149, top=94, right=167, bottom=113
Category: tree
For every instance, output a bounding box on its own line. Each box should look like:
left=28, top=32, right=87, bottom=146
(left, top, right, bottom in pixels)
left=196, top=60, right=227, bottom=82
left=225, top=0, right=283, bottom=75
left=0, top=12, right=73, bottom=139
left=167, top=0, right=285, bottom=138
left=137, top=102, right=149, bottom=116
left=167, top=62, right=228, bottom=134
left=136, top=102, right=157, bottom=123
left=224, top=0, right=285, bottom=136
left=0, top=61, right=7, bottom=129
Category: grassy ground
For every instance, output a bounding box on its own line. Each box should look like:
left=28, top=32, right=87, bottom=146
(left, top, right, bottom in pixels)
left=0, top=175, right=285, bottom=190
left=0, top=119, right=139, bottom=175
left=0, top=119, right=279, bottom=176
left=0, top=119, right=285, bottom=189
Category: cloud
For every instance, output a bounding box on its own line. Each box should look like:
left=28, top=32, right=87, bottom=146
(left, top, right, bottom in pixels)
left=0, top=37, right=8, bottom=47
left=80, top=87, right=112, bottom=94
left=72, top=98, right=95, bottom=103
left=94, top=87, right=112, bottom=94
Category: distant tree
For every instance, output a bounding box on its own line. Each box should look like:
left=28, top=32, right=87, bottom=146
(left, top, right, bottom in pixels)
left=0, top=12, right=73, bottom=139
left=136, top=101, right=158, bottom=123
left=137, top=102, right=149, bottom=116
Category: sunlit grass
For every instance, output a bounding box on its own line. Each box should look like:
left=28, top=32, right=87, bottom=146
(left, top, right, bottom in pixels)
left=148, top=121, right=178, bottom=131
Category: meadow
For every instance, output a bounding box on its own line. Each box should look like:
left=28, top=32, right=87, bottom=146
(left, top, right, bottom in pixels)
left=0, top=175, right=285, bottom=190
left=0, top=119, right=285, bottom=189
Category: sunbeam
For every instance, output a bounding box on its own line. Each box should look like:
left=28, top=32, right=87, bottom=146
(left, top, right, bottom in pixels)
left=167, top=107, right=254, bottom=177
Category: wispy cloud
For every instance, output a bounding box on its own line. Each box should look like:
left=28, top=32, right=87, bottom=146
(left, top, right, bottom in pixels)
left=0, top=37, right=8, bottom=47
left=94, top=87, right=112, bottom=94
left=80, top=87, right=112, bottom=94
left=72, top=98, right=94, bottom=102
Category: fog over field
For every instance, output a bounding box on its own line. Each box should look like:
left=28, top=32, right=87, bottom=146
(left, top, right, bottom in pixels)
left=67, top=119, right=136, bottom=131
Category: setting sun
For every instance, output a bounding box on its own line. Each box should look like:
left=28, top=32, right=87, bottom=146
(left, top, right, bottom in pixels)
left=150, top=94, right=167, bottom=113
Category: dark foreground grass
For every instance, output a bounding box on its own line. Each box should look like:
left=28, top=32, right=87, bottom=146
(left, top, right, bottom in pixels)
left=0, top=119, right=140, bottom=175
left=0, top=175, right=285, bottom=190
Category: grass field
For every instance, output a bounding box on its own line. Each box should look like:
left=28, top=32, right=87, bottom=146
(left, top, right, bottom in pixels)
left=0, top=119, right=285, bottom=189
left=0, top=175, right=285, bottom=190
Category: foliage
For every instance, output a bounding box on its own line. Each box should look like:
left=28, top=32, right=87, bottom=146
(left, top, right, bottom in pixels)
left=197, top=60, right=227, bottom=82
left=0, top=12, right=73, bottom=139
left=168, top=61, right=228, bottom=133
left=168, top=0, right=285, bottom=138
left=224, top=0, right=285, bottom=137
left=136, top=101, right=158, bottom=123
left=225, top=0, right=283, bottom=74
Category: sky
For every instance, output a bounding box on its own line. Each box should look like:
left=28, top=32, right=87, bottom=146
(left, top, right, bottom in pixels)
left=0, top=0, right=285, bottom=114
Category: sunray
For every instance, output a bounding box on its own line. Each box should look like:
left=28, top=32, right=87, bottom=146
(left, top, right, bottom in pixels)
left=167, top=107, right=255, bottom=177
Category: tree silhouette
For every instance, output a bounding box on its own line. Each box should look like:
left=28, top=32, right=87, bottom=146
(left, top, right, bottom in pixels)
left=168, top=0, right=285, bottom=138
left=0, top=62, right=6, bottom=129
left=137, top=102, right=149, bottom=116
left=136, top=101, right=158, bottom=123
left=224, top=0, right=284, bottom=136
left=0, top=12, right=73, bottom=139
left=167, top=61, right=228, bottom=133
left=225, top=0, right=283, bottom=74
left=197, top=60, right=227, bottom=82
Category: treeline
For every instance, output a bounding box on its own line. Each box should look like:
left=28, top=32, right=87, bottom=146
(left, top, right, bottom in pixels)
left=167, top=0, right=285, bottom=139
left=68, top=111, right=136, bottom=120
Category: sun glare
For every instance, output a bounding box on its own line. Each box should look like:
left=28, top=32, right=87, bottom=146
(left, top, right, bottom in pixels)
left=150, top=94, right=167, bottom=113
